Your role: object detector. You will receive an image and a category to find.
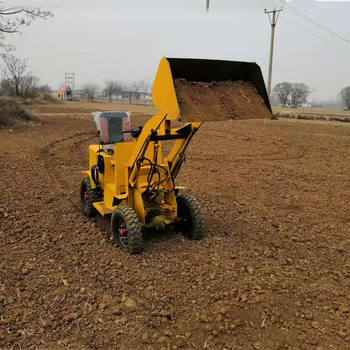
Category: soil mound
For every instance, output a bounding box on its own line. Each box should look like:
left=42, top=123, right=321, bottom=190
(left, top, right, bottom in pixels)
left=174, top=79, right=272, bottom=122
left=0, top=98, right=40, bottom=129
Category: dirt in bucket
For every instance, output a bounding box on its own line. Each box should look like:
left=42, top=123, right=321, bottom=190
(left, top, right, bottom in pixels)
left=174, top=79, right=272, bottom=122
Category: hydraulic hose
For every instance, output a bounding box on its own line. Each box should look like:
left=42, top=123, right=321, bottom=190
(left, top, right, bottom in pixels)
left=91, top=164, right=100, bottom=187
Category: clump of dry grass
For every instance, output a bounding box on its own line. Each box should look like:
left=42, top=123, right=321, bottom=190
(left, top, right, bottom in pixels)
left=22, top=93, right=61, bottom=106
left=0, top=98, right=41, bottom=129
left=278, top=113, right=294, bottom=119
left=43, top=93, right=61, bottom=104
left=297, top=114, right=315, bottom=120
left=278, top=113, right=329, bottom=122
left=329, top=117, right=343, bottom=122
left=329, top=116, right=350, bottom=123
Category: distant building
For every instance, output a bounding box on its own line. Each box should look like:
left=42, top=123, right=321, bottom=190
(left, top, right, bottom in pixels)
left=57, top=86, right=72, bottom=101
left=140, top=92, right=152, bottom=101
left=301, top=102, right=312, bottom=108
left=74, top=89, right=83, bottom=101
left=122, top=91, right=152, bottom=100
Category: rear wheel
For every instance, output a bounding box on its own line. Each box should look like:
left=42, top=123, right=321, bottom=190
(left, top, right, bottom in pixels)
left=80, top=177, right=98, bottom=217
left=111, top=206, right=143, bottom=254
left=177, top=193, right=206, bottom=240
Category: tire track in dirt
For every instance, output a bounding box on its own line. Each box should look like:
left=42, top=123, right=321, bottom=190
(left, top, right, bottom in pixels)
left=39, top=131, right=97, bottom=211
left=39, top=130, right=94, bottom=155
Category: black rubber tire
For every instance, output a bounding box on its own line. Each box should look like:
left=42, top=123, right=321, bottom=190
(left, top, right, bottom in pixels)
left=177, top=193, right=206, bottom=240
left=111, top=206, right=143, bottom=254
left=80, top=177, right=98, bottom=217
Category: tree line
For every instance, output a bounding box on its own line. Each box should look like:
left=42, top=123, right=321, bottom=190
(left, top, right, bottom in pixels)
left=81, top=79, right=152, bottom=102
left=274, top=82, right=350, bottom=110
left=0, top=4, right=152, bottom=103
left=0, top=52, right=152, bottom=102
left=0, top=54, right=51, bottom=98
left=3, top=4, right=350, bottom=111
left=273, top=82, right=311, bottom=108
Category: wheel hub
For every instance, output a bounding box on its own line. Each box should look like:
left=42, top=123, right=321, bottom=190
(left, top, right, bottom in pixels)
left=119, top=229, right=126, bottom=237
left=118, top=223, right=128, bottom=246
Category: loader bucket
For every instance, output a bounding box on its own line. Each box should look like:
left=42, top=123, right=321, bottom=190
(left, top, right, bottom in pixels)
left=152, top=57, right=272, bottom=122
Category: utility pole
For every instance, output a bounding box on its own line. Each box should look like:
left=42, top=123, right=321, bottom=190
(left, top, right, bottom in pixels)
left=206, top=0, right=210, bottom=12
left=265, top=8, right=282, bottom=99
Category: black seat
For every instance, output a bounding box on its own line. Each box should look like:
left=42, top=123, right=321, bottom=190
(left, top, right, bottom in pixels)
left=93, top=111, right=132, bottom=154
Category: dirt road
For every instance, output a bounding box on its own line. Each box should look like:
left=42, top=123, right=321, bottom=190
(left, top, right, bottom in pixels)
left=1, top=103, right=350, bottom=349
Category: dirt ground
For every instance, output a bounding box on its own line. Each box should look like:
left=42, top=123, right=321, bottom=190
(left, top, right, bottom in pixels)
left=174, top=79, right=271, bottom=122
left=1, top=102, right=350, bottom=350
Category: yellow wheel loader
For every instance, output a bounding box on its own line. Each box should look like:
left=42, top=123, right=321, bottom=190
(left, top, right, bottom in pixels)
left=80, top=57, right=271, bottom=254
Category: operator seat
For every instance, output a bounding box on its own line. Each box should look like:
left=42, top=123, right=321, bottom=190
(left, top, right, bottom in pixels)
left=93, top=111, right=131, bottom=154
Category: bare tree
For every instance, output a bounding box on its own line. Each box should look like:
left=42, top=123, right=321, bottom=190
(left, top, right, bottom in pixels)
left=341, top=87, right=350, bottom=110
left=20, top=74, right=39, bottom=98
left=0, top=4, right=53, bottom=50
left=115, top=81, right=125, bottom=97
left=290, top=83, right=311, bottom=108
left=139, top=79, right=151, bottom=94
left=103, top=80, right=126, bottom=102
left=81, top=84, right=99, bottom=101
left=37, top=85, right=51, bottom=94
left=273, top=82, right=292, bottom=107
left=130, top=80, right=144, bottom=98
left=0, top=67, right=6, bottom=96
left=143, top=77, right=153, bottom=93
left=103, top=80, right=116, bottom=102
left=129, top=79, right=151, bottom=99
left=2, top=54, right=27, bottom=96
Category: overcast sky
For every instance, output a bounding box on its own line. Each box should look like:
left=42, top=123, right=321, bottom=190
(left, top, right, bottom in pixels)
left=8, top=0, right=350, bottom=101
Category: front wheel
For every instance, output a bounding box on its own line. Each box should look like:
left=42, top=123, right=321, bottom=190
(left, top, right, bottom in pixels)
left=111, top=206, right=143, bottom=254
left=177, top=194, right=206, bottom=240
left=80, top=177, right=98, bottom=217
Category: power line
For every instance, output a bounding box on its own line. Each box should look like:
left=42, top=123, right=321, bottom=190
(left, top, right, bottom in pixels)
left=278, top=0, right=331, bottom=33
left=255, top=0, right=350, bottom=54
left=209, top=0, right=350, bottom=57
left=257, top=0, right=275, bottom=8
left=258, top=0, right=350, bottom=48
left=280, top=16, right=350, bottom=54
left=277, top=0, right=350, bottom=46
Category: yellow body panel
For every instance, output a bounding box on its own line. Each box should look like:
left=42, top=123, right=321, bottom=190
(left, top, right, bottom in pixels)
left=152, top=57, right=180, bottom=121
left=114, top=142, right=136, bottom=195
